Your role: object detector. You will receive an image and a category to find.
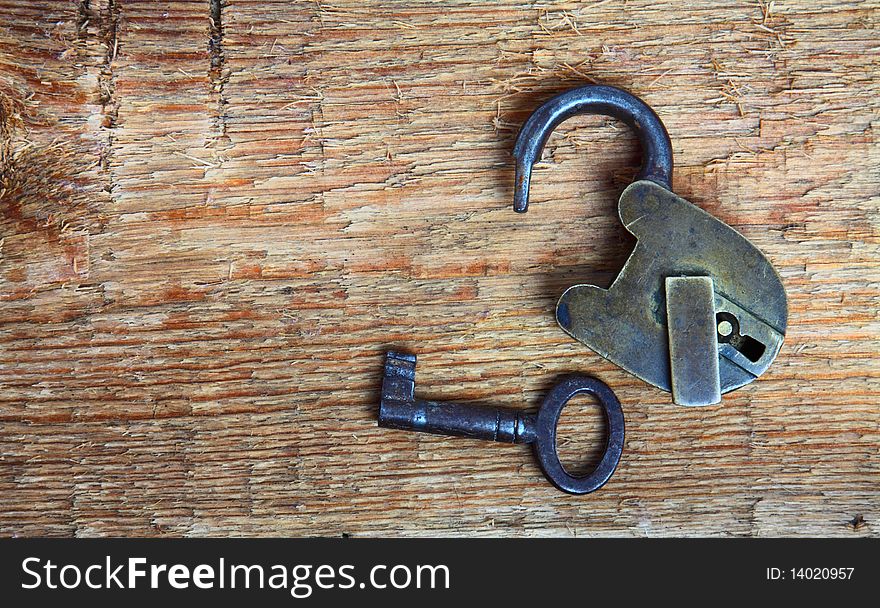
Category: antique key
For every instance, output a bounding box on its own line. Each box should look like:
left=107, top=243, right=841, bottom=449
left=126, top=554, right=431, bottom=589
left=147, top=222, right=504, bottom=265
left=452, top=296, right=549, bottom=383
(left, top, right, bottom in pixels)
left=379, top=351, right=624, bottom=494
left=513, top=85, right=788, bottom=406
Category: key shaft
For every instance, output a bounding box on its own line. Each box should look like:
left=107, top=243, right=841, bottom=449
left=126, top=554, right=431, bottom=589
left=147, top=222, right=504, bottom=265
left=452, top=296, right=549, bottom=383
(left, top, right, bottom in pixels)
left=380, top=351, right=536, bottom=443
left=380, top=397, right=536, bottom=444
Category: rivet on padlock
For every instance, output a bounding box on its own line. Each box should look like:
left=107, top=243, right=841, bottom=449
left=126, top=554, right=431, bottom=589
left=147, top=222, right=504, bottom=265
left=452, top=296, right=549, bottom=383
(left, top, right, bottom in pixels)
left=513, top=85, right=788, bottom=407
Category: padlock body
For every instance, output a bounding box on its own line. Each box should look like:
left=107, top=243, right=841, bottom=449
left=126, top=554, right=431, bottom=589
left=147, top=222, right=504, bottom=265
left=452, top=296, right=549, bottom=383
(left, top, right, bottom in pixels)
left=555, top=180, right=787, bottom=399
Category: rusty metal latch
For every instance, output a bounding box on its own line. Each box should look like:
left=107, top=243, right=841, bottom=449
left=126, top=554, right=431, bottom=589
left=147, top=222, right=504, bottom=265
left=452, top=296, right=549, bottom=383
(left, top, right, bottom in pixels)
left=513, top=85, right=788, bottom=406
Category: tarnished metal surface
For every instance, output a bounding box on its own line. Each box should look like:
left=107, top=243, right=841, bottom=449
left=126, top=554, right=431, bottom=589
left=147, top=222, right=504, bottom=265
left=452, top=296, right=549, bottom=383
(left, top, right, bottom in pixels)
left=512, top=84, right=673, bottom=213
left=379, top=351, right=625, bottom=495
left=555, top=180, right=787, bottom=395
left=665, top=276, right=721, bottom=406
left=512, top=84, right=787, bottom=400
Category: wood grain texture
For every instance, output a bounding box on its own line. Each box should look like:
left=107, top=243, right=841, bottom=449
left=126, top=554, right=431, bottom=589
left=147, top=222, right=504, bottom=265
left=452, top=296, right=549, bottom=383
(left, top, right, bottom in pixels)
left=0, top=0, right=877, bottom=537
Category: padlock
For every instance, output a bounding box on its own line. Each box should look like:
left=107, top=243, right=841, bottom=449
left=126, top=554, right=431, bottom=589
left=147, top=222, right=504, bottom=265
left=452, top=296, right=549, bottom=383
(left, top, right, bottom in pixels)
left=513, top=85, right=787, bottom=406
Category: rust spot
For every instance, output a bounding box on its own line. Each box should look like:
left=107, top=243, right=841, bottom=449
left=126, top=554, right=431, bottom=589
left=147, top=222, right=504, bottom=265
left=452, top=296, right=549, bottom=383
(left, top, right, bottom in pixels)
left=162, top=284, right=209, bottom=304
left=230, top=262, right=264, bottom=280
left=4, top=266, right=26, bottom=283
left=223, top=308, right=266, bottom=322
left=161, top=311, right=197, bottom=330
left=453, top=284, right=478, bottom=300
left=347, top=255, right=410, bottom=274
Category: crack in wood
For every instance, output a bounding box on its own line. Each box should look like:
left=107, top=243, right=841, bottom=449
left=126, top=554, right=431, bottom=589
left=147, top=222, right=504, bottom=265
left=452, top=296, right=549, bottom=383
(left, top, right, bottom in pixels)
left=208, top=0, right=230, bottom=151
left=97, top=0, right=120, bottom=178
left=76, top=0, right=90, bottom=40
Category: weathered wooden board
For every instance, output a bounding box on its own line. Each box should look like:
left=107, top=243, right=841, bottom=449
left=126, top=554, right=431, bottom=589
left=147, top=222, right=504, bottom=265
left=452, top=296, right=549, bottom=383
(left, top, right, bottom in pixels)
left=0, top=0, right=877, bottom=537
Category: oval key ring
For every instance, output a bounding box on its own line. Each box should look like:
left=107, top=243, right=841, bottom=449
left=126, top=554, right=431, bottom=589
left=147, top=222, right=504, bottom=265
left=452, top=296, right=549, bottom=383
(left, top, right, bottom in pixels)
left=532, top=375, right=625, bottom=495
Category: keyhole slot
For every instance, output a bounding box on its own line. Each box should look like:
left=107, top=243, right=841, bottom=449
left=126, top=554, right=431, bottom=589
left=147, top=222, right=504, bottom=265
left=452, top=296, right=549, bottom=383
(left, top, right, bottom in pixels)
left=555, top=393, right=608, bottom=477
left=716, top=312, right=766, bottom=363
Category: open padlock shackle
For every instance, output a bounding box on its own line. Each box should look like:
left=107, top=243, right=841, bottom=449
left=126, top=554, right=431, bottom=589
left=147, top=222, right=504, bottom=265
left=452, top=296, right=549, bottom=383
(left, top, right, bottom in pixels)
left=512, top=85, right=674, bottom=212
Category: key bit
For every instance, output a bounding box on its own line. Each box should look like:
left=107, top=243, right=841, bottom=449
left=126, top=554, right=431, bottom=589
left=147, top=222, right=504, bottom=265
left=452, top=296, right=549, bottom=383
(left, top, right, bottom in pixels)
left=379, top=351, right=625, bottom=495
